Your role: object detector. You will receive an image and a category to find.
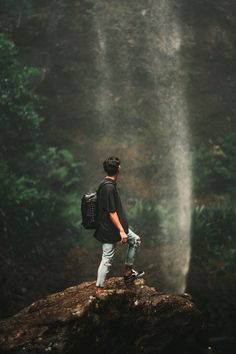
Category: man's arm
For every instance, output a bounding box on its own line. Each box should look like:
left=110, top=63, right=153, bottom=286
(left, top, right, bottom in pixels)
left=109, top=212, right=128, bottom=243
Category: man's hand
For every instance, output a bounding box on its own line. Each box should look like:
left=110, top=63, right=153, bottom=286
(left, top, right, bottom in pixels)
left=109, top=212, right=128, bottom=244
left=120, top=230, right=128, bottom=244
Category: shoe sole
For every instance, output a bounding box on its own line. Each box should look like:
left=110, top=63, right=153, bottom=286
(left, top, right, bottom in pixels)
left=124, top=271, right=145, bottom=284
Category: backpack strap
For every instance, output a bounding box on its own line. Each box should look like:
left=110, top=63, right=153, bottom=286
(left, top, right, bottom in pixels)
left=97, top=180, right=115, bottom=193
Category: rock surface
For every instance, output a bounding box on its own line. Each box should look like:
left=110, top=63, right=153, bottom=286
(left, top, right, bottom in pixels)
left=0, top=277, right=208, bottom=354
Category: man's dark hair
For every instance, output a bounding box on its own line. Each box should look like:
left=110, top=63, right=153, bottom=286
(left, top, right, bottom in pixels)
left=103, top=156, right=121, bottom=176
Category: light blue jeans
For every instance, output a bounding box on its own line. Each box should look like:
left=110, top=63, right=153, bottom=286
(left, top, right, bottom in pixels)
left=96, top=228, right=141, bottom=288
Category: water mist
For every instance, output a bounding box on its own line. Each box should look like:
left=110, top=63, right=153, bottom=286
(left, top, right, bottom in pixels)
left=92, top=0, right=192, bottom=293
left=147, top=0, right=192, bottom=292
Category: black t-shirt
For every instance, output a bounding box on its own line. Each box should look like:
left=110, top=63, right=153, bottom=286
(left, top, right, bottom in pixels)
left=94, top=178, right=129, bottom=243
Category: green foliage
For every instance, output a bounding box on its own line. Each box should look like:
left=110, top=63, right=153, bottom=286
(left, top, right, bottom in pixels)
left=191, top=133, right=236, bottom=267
left=0, top=151, right=82, bottom=260
left=0, top=33, right=42, bottom=162
left=127, top=198, right=187, bottom=246
left=127, top=197, right=236, bottom=272
left=127, top=198, right=162, bottom=245
left=0, top=154, right=81, bottom=261
left=192, top=133, right=236, bottom=195
left=0, top=34, right=82, bottom=261
left=38, top=147, right=82, bottom=189
left=191, top=202, right=236, bottom=264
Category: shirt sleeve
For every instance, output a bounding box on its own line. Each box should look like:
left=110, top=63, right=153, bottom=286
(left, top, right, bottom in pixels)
left=102, top=185, right=117, bottom=213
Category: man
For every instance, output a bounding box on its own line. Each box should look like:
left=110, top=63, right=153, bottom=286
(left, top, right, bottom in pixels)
left=94, top=156, right=144, bottom=296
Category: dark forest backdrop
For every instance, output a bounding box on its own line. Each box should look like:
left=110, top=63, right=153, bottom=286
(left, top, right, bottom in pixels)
left=0, top=0, right=236, bottom=345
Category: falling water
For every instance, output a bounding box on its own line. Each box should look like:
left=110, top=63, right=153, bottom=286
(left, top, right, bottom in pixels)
left=146, top=0, right=192, bottom=292
left=94, top=17, right=113, bottom=129
left=92, top=0, right=192, bottom=293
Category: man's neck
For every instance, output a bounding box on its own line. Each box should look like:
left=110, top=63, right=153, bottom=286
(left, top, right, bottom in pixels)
left=105, top=175, right=117, bottom=181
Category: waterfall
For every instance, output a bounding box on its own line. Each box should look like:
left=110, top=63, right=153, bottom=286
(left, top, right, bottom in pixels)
left=94, top=17, right=113, bottom=130
left=146, top=0, right=192, bottom=292
left=92, top=0, right=192, bottom=293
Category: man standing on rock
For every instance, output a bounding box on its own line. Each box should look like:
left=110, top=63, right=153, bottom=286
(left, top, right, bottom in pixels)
left=94, top=156, right=144, bottom=297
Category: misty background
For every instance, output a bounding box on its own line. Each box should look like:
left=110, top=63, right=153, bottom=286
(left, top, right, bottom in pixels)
left=1, top=0, right=236, bottom=348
